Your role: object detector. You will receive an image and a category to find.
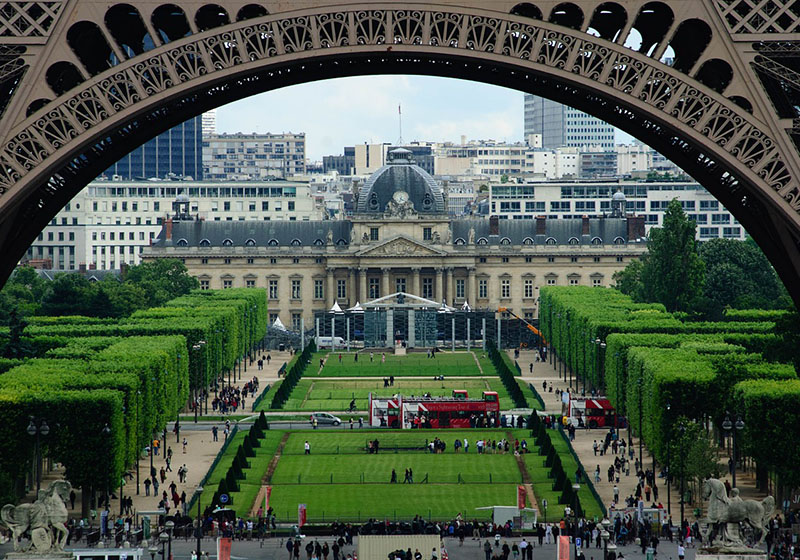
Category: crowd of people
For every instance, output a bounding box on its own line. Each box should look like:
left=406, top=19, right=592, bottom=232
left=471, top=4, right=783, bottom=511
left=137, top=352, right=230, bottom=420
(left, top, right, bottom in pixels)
left=210, top=376, right=259, bottom=414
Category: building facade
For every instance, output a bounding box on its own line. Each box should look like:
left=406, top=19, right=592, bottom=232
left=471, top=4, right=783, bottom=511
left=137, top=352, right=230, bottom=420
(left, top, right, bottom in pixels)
left=524, top=94, right=615, bottom=150
left=488, top=181, right=746, bottom=240
left=105, top=115, right=203, bottom=180
left=24, top=180, right=320, bottom=271
left=202, top=132, right=306, bottom=180
left=144, top=150, right=647, bottom=329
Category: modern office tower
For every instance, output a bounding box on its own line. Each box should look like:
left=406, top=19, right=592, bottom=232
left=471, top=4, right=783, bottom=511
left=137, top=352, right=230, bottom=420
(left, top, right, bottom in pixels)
left=524, top=94, right=615, bottom=150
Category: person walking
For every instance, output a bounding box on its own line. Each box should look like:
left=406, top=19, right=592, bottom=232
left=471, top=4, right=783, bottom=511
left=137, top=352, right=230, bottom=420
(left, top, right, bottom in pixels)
left=305, top=441, right=311, bottom=455
left=182, top=437, right=188, bottom=454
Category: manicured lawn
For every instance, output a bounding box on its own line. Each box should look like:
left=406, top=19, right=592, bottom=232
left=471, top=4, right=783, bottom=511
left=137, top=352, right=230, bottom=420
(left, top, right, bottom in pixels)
left=271, top=452, right=521, bottom=484
left=269, top=483, right=516, bottom=522
left=280, top=378, right=515, bottom=411
left=310, top=351, right=485, bottom=377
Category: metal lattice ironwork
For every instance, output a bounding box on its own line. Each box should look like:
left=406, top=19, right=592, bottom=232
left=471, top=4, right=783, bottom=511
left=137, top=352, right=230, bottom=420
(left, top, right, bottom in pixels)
left=0, top=1, right=798, bottom=304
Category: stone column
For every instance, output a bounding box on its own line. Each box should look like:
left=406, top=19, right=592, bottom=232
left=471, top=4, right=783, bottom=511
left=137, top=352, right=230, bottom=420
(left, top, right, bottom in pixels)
left=348, top=268, right=356, bottom=306
left=408, top=308, right=416, bottom=347
left=412, top=267, right=421, bottom=297
left=359, top=267, right=368, bottom=302
left=467, top=267, right=476, bottom=305
left=381, top=267, right=391, bottom=298
left=435, top=268, right=444, bottom=304
left=447, top=267, right=455, bottom=305
left=327, top=267, right=335, bottom=308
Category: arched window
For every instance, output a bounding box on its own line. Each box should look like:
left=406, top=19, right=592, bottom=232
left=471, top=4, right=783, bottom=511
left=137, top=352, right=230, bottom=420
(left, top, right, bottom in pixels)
left=522, top=237, right=534, bottom=245
left=245, top=238, right=256, bottom=247
left=222, top=238, right=233, bottom=247
left=591, top=237, right=603, bottom=245
left=268, top=239, right=279, bottom=246
left=176, top=238, right=188, bottom=246
left=336, top=239, right=348, bottom=246
left=105, top=4, right=155, bottom=57
left=196, top=4, right=230, bottom=32
left=568, top=237, right=580, bottom=245
left=510, top=3, right=542, bottom=19
left=500, top=237, right=512, bottom=245
left=477, top=237, right=489, bottom=245
left=313, top=239, right=324, bottom=246
left=152, top=4, right=192, bottom=44
left=291, top=239, right=302, bottom=246
left=237, top=4, right=268, bottom=21
left=588, top=2, right=627, bottom=42
left=46, top=61, right=84, bottom=96
left=669, top=19, right=712, bottom=74
left=199, top=238, right=210, bottom=247
left=613, top=236, right=626, bottom=245
left=549, top=3, right=584, bottom=30
left=694, top=59, right=733, bottom=94
left=454, top=238, right=466, bottom=245
left=67, top=22, right=115, bottom=76
left=545, top=237, right=557, bottom=245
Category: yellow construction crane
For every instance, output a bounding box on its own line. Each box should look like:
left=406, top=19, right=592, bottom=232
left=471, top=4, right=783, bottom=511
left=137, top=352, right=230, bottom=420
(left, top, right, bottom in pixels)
left=497, top=307, right=547, bottom=343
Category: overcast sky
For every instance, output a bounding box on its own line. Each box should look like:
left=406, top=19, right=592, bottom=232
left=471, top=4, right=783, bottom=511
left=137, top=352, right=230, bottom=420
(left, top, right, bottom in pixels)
left=216, top=75, right=633, bottom=161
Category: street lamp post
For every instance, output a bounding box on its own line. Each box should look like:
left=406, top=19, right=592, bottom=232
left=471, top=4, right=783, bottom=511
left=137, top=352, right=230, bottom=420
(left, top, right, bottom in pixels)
left=600, top=518, right=611, bottom=560
left=165, top=520, right=175, bottom=560
left=26, top=416, right=50, bottom=495
left=195, top=486, right=204, bottom=560
left=722, top=413, right=745, bottom=487
left=149, top=545, right=159, bottom=560
left=572, top=483, right=581, bottom=560
left=678, top=424, right=687, bottom=526
left=159, top=532, right=168, bottom=560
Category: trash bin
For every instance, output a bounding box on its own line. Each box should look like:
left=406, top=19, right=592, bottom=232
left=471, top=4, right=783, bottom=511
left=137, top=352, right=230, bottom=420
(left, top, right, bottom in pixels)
left=646, top=547, right=655, bottom=560
left=279, top=343, right=285, bottom=351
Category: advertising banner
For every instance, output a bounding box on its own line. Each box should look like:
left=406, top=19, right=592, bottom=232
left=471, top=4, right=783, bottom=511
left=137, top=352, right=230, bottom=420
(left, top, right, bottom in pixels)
left=558, top=535, right=570, bottom=560
left=517, top=486, right=527, bottom=509
left=298, top=504, right=307, bottom=527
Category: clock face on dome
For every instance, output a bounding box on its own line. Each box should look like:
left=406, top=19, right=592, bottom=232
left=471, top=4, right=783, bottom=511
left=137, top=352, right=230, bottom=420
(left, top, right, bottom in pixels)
left=393, top=190, right=409, bottom=204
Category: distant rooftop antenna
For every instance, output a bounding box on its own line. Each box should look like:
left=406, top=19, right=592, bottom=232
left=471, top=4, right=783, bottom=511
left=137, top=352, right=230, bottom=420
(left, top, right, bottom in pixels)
left=397, top=103, right=403, bottom=145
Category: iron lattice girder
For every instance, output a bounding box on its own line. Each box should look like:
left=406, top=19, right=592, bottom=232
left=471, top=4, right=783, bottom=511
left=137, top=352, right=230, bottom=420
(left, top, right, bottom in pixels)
left=0, top=1, right=798, bottom=304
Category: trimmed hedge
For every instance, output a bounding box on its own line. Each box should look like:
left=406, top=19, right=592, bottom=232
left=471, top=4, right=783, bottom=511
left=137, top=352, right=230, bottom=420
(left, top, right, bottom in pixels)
left=487, top=340, right=527, bottom=408
left=270, top=341, right=316, bottom=409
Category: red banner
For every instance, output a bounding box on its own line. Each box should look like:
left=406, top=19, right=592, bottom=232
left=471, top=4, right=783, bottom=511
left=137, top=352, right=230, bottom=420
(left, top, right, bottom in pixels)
left=298, top=503, right=307, bottom=527
left=217, top=537, right=231, bottom=560
left=517, top=485, right=526, bottom=509
left=558, top=536, right=570, bottom=560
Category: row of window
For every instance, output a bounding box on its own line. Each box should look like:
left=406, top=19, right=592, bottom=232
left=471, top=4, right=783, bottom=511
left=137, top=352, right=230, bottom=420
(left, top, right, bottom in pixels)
left=204, top=274, right=605, bottom=294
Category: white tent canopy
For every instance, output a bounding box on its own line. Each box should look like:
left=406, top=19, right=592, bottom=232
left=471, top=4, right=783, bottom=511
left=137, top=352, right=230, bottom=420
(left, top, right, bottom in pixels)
left=347, top=301, right=364, bottom=313
left=272, top=316, right=288, bottom=331
left=329, top=301, right=344, bottom=313
left=461, top=299, right=472, bottom=312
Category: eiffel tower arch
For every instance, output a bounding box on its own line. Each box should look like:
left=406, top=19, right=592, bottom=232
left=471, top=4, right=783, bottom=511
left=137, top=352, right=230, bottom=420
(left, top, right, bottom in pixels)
left=0, top=1, right=799, bottom=302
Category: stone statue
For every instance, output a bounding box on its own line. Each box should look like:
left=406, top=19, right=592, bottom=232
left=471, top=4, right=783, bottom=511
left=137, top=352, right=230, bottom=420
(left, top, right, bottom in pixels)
left=350, top=227, right=357, bottom=245
left=700, top=477, right=774, bottom=552
left=1, top=480, right=71, bottom=553
left=362, top=232, right=369, bottom=244
left=468, top=227, right=475, bottom=245
left=326, top=229, right=333, bottom=245
left=432, top=231, right=441, bottom=244
left=444, top=228, right=451, bottom=244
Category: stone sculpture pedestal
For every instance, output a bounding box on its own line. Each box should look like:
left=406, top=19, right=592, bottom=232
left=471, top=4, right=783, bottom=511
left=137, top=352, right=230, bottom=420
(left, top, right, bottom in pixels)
left=697, top=550, right=768, bottom=560
left=5, top=553, right=73, bottom=560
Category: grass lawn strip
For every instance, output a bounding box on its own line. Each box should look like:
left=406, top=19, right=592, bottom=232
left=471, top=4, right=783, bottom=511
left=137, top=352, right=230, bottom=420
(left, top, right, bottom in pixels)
left=312, top=351, right=484, bottom=377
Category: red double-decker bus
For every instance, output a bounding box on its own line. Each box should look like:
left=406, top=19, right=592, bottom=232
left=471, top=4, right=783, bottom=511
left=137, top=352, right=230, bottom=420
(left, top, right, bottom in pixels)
left=368, top=390, right=500, bottom=428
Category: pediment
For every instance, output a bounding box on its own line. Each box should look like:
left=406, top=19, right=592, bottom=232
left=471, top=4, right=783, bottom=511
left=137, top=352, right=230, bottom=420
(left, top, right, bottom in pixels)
left=356, top=235, right=447, bottom=257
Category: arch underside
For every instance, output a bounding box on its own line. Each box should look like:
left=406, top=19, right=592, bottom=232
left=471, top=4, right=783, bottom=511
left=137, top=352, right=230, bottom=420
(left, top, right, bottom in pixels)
left=0, top=5, right=799, bottom=304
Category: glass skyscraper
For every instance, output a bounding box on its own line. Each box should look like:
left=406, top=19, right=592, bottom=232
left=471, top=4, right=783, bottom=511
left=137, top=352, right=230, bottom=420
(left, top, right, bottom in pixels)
left=105, top=115, right=203, bottom=180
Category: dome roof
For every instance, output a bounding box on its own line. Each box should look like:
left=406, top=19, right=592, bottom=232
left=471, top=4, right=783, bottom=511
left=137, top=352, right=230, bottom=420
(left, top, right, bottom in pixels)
left=612, top=189, right=626, bottom=201
left=356, top=160, right=445, bottom=214
left=175, top=192, right=190, bottom=203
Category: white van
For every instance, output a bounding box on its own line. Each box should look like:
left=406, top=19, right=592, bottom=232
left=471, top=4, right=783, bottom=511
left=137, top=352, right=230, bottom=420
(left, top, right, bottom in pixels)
left=315, top=336, right=346, bottom=348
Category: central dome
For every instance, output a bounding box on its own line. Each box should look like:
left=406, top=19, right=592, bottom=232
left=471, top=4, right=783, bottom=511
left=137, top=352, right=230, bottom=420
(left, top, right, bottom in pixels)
left=355, top=150, right=445, bottom=214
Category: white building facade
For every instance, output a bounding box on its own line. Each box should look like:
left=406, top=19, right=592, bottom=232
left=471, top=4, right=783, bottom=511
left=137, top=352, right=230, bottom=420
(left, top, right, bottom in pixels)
left=203, top=132, right=306, bottom=180
left=25, top=180, right=320, bottom=271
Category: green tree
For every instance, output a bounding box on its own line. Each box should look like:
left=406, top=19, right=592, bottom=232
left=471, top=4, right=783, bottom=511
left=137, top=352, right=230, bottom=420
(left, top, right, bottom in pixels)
left=0, top=267, right=47, bottom=321
left=774, top=306, right=800, bottom=373
left=2, top=308, right=33, bottom=359
left=123, top=259, right=199, bottom=307
left=699, top=238, right=790, bottom=316
left=612, top=258, right=644, bottom=300
left=639, top=199, right=705, bottom=312
left=37, top=273, right=92, bottom=316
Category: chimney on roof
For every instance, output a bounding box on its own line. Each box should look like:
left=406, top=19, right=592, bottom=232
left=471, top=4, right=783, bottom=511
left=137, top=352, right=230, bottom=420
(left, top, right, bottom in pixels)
left=165, top=217, right=173, bottom=242
left=79, top=263, right=86, bottom=273
left=582, top=215, right=590, bottom=235
left=489, top=215, right=500, bottom=236
left=535, top=216, right=547, bottom=235
left=627, top=215, right=645, bottom=241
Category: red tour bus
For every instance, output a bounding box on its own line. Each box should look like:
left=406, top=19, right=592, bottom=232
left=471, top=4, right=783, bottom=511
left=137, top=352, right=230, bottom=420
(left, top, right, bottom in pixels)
left=566, top=395, right=624, bottom=428
left=369, top=390, right=500, bottom=428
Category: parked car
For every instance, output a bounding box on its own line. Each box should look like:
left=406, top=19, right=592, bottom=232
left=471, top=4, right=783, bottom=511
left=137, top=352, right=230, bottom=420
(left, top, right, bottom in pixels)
left=310, top=412, right=342, bottom=426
